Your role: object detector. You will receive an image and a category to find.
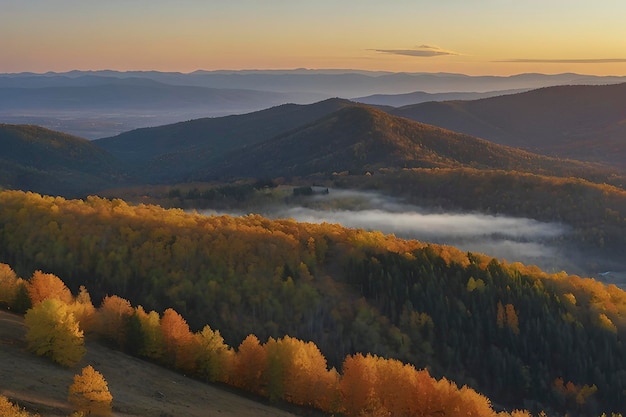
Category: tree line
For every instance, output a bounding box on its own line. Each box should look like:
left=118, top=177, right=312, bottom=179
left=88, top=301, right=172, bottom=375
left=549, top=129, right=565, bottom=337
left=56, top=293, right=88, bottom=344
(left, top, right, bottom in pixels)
left=1, top=263, right=531, bottom=416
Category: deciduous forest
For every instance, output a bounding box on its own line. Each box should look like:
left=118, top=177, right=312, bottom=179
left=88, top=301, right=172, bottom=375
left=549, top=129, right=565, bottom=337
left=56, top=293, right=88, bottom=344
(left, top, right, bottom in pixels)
left=1, top=189, right=625, bottom=415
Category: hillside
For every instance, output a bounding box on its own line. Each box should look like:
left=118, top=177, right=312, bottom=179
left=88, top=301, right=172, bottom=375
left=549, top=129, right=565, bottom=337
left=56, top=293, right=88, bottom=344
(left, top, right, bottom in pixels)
left=0, top=124, right=126, bottom=196
left=94, top=98, right=353, bottom=183
left=195, top=104, right=622, bottom=184
left=392, top=83, right=626, bottom=168
left=2, top=190, right=626, bottom=415
left=95, top=100, right=622, bottom=186
left=0, top=311, right=298, bottom=417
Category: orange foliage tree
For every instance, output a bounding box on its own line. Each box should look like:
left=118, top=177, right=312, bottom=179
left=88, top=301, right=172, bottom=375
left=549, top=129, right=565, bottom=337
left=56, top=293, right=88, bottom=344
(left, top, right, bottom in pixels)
left=96, top=295, right=133, bottom=346
left=27, top=270, right=73, bottom=305
left=233, top=334, right=267, bottom=394
left=160, top=307, right=196, bottom=371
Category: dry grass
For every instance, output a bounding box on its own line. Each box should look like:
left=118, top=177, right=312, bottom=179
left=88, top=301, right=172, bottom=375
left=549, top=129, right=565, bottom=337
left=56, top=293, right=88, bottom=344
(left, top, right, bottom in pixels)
left=0, top=310, right=299, bottom=417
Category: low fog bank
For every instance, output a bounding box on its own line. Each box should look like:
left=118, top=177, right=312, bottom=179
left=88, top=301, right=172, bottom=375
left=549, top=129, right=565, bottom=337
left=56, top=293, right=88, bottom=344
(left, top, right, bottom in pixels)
left=200, top=189, right=583, bottom=276
left=271, top=208, right=572, bottom=276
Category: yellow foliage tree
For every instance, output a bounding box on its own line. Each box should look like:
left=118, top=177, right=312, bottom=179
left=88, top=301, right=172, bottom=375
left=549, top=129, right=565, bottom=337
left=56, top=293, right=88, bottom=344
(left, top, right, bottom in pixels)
left=0, top=263, right=19, bottom=308
left=195, top=324, right=233, bottom=383
left=68, top=365, right=113, bottom=416
left=24, top=298, right=85, bottom=367
left=69, top=285, right=96, bottom=332
left=0, top=394, right=39, bottom=417
left=134, top=306, right=164, bottom=360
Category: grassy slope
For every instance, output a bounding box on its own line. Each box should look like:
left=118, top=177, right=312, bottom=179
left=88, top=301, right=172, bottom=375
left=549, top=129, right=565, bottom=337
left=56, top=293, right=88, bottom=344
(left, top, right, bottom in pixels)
left=0, top=311, right=298, bottom=417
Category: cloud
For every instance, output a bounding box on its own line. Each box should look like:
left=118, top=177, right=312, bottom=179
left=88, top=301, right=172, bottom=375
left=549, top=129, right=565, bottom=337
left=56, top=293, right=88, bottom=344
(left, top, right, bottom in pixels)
left=374, top=44, right=458, bottom=57
left=494, top=58, right=626, bottom=64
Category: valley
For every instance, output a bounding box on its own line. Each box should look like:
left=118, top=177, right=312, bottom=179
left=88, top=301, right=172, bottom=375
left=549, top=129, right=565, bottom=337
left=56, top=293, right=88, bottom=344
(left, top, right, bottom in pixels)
left=1, top=72, right=626, bottom=416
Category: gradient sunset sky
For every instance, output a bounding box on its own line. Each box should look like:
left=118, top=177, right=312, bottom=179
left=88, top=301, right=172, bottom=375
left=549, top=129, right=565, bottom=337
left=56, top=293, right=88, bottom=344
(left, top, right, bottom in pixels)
left=3, top=0, right=626, bottom=75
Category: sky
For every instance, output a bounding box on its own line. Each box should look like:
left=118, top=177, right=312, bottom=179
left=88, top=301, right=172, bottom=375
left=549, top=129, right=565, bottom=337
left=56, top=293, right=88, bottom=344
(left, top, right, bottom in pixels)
left=2, top=0, right=626, bottom=75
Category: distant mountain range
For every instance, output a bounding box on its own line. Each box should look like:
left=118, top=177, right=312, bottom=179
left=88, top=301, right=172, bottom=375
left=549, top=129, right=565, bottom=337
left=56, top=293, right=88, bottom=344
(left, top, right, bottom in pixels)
left=353, top=89, right=529, bottom=107
left=2, top=95, right=622, bottom=196
left=391, top=83, right=626, bottom=168
left=4, top=69, right=625, bottom=94
left=2, top=70, right=626, bottom=138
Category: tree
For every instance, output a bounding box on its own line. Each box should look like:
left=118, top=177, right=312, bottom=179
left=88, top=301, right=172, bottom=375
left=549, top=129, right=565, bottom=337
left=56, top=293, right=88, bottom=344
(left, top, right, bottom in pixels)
left=0, top=265, right=30, bottom=313
left=68, top=365, right=113, bottom=416
left=69, top=285, right=96, bottom=332
left=0, top=395, right=38, bottom=417
left=24, top=298, right=85, bottom=367
left=96, top=295, right=133, bottom=347
left=272, top=336, right=337, bottom=409
left=135, top=306, right=164, bottom=360
left=339, top=353, right=379, bottom=417
left=233, top=334, right=267, bottom=394
left=195, top=324, right=233, bottom=383
left=0, top=263, right=19, bottom=309
left=160, top=308, right=196, bottom=371
left=26, top=270, right=73, bottom=305
left=505, top=303, right=520, bottom=335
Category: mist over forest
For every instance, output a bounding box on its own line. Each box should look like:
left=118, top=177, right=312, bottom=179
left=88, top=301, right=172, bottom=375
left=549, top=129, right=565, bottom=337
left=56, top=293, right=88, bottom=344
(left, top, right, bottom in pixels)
left=199, top=189, right=585, bottom=277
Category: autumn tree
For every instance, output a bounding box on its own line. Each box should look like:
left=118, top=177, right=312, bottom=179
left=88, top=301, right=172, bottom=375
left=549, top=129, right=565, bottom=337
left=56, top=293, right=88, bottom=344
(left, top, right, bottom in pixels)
left=96, top=295, right=133, bottom=347
left=0, top=264, right=30, bottom=313
left=69, top=285, right=96, bottom=332
left=27, top=270, right=73, bottom=306
left=160, top=307, right=196, bottom=371
left=68, top=365, right=113, bottom=416
left=130, top=306, right=163, bottom=360
left=266, top=336, right=338, bottom=410
left=233, top=334, right=267, bottom=394
left=339, top=353, right=380, bottom=416
left=374, top=356, right=420, bottom=417
left=195, top=324, right=233, bottom=383
left=24, top=298, right=85, bottom=367
left=0, top=395, right=38, bottom=417
left=0, top=263, right=23, bottom=310
left=505, top=303, right=520, bottom=335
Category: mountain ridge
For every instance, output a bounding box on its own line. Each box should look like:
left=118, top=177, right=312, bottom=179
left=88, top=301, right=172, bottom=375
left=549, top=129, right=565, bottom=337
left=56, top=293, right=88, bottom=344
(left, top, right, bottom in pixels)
left=4, top=97, right=622, bottom=194
left=392, top=82, right=626, bottom=168
left=201, top=104, right=606, bottom=180
left=0, top=124, right=125, bottom=196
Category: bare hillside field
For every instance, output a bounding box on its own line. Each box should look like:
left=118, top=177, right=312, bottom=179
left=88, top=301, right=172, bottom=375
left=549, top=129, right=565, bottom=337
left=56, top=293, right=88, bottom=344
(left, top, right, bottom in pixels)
left=0, top=310, right=298, bottom=417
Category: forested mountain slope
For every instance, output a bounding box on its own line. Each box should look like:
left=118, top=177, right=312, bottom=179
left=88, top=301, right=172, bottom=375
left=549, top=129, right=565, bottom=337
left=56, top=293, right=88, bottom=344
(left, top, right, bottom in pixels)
left=0, top=124, right=125, bottom=196
left=94, top=99, right=622, bottom=187
left=94, top=98, right=353, bottom=182
left=1, top=189, right=625, bottom=415
left=196, top=105, right=620, bottom=183
left=391, top=83, right=626, bottom=168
